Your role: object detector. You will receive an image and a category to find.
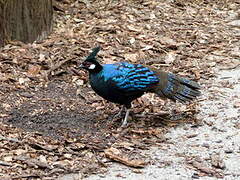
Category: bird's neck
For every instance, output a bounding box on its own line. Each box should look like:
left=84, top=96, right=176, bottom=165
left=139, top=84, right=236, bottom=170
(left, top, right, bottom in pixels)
left=95, top=63, right=103, bottom=72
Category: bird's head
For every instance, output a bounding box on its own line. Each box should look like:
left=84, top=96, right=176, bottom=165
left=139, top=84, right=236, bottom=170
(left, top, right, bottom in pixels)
left=79, top=46, right=103, bottom=73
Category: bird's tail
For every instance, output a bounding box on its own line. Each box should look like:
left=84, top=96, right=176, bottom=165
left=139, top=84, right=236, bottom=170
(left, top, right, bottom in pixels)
left=153, top=71, right=201, bottom=103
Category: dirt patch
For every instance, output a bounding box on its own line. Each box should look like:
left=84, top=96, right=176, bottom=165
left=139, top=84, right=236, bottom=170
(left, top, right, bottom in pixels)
left=4, top=81, right=101, bottom=137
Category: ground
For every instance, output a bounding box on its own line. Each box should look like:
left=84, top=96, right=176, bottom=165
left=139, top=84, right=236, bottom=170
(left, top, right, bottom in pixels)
left=0, top=0, right=240, bottom=179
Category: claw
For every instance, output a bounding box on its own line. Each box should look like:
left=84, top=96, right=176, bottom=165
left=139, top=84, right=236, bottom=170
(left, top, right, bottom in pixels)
left=112, top=106, right=125, bottom=120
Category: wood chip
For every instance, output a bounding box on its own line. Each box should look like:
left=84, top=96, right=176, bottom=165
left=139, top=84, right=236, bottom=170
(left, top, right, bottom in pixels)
left=192, top=161, right=215, bottom=175
left=210, top=154, right=226, bottom=169
left=105, top=147, right=146, bottom=168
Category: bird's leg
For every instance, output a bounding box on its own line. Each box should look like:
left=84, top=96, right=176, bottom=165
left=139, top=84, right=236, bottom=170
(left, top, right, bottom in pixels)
left=113, top=106, right=125, bottom=120
left=121, top=109, right=130, bottom=127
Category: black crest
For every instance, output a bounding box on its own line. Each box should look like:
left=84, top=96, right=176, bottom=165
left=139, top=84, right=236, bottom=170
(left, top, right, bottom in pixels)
left=85, top=46, right=101, bottom=62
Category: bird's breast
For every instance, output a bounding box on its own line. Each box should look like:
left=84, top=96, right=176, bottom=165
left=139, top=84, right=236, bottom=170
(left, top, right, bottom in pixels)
left=89, top=73, right=142, bottom=105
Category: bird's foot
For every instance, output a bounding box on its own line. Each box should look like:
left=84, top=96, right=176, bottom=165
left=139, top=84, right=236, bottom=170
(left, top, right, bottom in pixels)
left=112, top=106, right=126, bottom=121
left=121, top=120, right=127, bottom=127
left=113, top=111, right=123, bottom=120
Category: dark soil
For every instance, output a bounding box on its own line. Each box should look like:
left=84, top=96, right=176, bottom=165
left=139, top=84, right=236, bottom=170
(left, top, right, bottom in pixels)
left=4, top=81, right=103, bottom=138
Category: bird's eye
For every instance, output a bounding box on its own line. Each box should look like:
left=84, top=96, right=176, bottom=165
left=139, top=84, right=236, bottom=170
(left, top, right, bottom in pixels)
left=82, top=61, right=96, bottom=70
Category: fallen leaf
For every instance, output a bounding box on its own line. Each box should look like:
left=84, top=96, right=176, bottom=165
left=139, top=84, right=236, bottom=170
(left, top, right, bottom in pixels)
left=14, top=149, right=27, bottom=155
left=63, top=154, right=72, bottom=159
left=124, top=53, right=138, bottom=62
left=96, top=37, right=105, bottom=43
left=192, top=161, right=215, bottom=175
left=164, top=52, right=176, bottom=64
left=27, top=65, right=41, bottom=77
left=128, top=25, right=141, bottom=32
left=0, top=161, right=12, bottom=166
left=211, top=154, right=225, bottom=169
left=0, top=114, right=9, bottom=118
left=234, top=101, right=240, bottom=108
left=228, top=20, right=240, bottom=27
left=142, top=45, right=153, bottom=51
left=160, top=36, right=177, bottom=45
left=129, top=37, right=135, bottom=44
left=3, top=156, right=13, bottom=162
left=39, top=53, right=45, bottom=61
left=19, top=77, right=30, bottom=85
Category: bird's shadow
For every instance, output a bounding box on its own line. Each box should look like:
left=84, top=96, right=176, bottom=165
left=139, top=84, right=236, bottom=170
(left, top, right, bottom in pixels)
left=107, top=109, right=201, bottom=129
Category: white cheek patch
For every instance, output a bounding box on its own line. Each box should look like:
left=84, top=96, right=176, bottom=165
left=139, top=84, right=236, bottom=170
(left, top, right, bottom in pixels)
left=89, top=64, right=96, bottom=70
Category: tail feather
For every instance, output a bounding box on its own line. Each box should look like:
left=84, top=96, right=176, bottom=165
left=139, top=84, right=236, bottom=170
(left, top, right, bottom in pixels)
left=153, top=71, right=201, bottom=103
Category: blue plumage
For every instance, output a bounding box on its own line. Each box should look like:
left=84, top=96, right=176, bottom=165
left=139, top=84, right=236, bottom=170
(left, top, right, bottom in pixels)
left=102, top=62, right=159, bottom=91
left=88, top=62, right=159, bottom=107
left=80, top=47, right=201, bottom=126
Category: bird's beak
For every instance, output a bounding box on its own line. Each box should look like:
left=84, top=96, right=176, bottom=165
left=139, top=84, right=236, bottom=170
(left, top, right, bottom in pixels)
left=78, top=64, right=84, bottom=69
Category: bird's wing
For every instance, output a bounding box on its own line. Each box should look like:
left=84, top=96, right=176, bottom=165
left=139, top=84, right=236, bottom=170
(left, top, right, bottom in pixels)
left=108, top=62, right=159, bottom=93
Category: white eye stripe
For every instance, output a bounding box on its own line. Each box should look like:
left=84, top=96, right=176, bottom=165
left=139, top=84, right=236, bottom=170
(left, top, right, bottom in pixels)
left=89, top=64, right=96, bottom=69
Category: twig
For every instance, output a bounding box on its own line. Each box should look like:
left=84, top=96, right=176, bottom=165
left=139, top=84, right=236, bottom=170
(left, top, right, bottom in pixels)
left=0, top=136, right=21, bottom=143
left=105, top=148, right=146, bottom=168
left=219, top=63, right=240, bottom=70
left=12, top=174, right=40, bottom=179
left=0, top=161, right=12, bottom=166
left=45, top=56, right=77, bottom=80
left=71, top=68, right=82, bottom=76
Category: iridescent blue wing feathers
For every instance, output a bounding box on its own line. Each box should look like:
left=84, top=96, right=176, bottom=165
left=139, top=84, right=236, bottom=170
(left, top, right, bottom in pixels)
left=104, top=62, right=159, bottom=92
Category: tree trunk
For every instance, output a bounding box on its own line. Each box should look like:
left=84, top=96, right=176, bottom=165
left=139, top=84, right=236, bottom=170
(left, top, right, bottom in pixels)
left=0, top=0, right=53, bottom=47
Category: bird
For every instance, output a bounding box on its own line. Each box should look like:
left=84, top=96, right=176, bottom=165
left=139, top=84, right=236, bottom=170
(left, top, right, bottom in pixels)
left=79, top=46, right=201, bottom=127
